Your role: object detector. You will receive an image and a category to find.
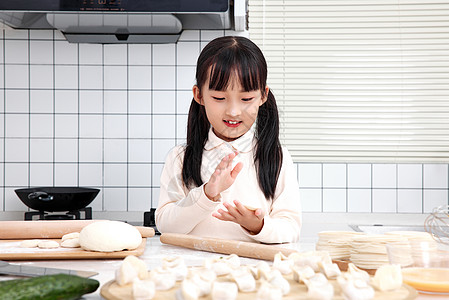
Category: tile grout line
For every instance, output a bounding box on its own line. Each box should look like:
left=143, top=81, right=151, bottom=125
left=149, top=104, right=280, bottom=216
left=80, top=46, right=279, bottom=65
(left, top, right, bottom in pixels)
left=150, top=43, right=154, bottom=208
left=2, top=29, right=5, bottom=211
left=52, top=30, right=56, bottom=187
left=126, top=44, right=129, bottom=212
left=77, top=38, right=80, bottom=187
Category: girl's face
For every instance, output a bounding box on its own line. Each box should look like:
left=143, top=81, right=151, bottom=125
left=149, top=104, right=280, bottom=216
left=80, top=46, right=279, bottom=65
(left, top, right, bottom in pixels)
left=193, top=73, right=268, bottom=142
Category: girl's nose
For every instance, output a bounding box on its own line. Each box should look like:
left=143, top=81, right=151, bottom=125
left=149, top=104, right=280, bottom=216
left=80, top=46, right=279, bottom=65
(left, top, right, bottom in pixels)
left=227, top=101, right=241, bottom=117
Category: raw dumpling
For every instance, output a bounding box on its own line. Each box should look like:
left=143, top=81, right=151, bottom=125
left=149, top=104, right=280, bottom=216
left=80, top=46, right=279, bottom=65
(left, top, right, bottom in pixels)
left=224, top=254, right=241, bottom=269
left=149, top=267, right=177, bottom=290
left=268, top=269, right=290, bottom=296
left=318, top=262, right=341, bottom=279
left=208, top=261, right=232, bottom=276
left=162, top=256, right=188, bottom=281
left=371, top=264, right=402, bottom=291
left=211, top=281, right=238, bottom=300
left=186, top=268, right=216, bottom=297
left=347, top=263, right=370, bottom=283
left=132, top=278, right=155, bottom=300
left=124, top=255, right=149, bottom=280
left=116, top=259, right=138, bottom=286
left=306, top=281, right=334, bottom=300
left=290, top=251, right=332, bottom=272
left=337, top=275, right=375, bottom=300
left=304, top=273, right=328, bottom=286
left=292, top=265, right=315, bottom=283
left=272, top=252, right=293, bottom=275
left=256, top=281, right=283, bottom=300
left=178, top=278, right=201, bottom=300
left=304, top=273, right=334, bottom=300
left=249, top=261, right=272, bottom=280
left=115, top=255, right=148, bottom=286
left=231, top=267, right=256, bottom=292
left=204, top=255, right=239, bottom=276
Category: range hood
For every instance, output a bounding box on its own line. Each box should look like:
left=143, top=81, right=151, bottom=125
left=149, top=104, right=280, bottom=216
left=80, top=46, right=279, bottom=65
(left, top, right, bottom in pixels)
left=0, top=0, right=247, bottom=44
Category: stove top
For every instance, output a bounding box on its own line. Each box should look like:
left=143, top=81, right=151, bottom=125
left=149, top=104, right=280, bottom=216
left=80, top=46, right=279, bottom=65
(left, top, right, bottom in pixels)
left=24, top=207, right=92, bottom=220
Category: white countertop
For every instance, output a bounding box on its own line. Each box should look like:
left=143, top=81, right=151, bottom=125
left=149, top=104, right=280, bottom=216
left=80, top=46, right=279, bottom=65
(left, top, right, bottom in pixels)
left=0, top=236, right=314, bottom=299
left=1, top=235, right=447, bottom=300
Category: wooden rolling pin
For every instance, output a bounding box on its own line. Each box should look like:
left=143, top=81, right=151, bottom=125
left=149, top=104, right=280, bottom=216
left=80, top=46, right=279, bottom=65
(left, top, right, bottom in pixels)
left=0, top=220, right=155, bottom=239
left=160, top=233, right=298, bottom=261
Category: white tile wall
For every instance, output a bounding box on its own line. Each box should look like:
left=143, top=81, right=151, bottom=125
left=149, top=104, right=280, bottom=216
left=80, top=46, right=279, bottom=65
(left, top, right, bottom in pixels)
left=299, top=162, right=448, bottom=213
left=0, top=28, right=447, bottom=216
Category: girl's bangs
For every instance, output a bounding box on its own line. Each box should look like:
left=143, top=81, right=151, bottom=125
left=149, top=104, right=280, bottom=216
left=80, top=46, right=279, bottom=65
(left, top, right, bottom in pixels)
left=208, top=55, right=263, bottom=92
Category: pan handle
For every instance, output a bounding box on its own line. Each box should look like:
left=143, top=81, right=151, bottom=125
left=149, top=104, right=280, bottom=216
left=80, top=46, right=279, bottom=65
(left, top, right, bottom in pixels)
left=28, top=192, right=54, bottom=202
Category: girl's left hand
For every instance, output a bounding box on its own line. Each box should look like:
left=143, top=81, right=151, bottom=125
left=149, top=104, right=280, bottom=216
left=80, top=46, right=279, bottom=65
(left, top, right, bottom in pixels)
left=212, top=200, right=265, bottom=234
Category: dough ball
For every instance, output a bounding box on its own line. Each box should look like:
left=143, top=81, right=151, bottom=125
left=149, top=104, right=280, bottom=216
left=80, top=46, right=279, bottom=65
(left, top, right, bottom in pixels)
left=79, top=220, right=142, bottom=252
left=38, top=240, right=60, bottom=249
left=61, top=237, right=80, bottom=248
left=20, top=239, right=42, bottom=248
left=61, top=232, right=79, bottom=242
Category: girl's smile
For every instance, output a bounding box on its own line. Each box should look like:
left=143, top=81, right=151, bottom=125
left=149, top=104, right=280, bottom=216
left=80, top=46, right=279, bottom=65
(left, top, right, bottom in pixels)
left=224, top=119, right=242, bottom=128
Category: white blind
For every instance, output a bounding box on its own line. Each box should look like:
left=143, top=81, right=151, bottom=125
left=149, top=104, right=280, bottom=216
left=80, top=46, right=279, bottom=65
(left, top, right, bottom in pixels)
left=248, top=0, right=449, bottom=163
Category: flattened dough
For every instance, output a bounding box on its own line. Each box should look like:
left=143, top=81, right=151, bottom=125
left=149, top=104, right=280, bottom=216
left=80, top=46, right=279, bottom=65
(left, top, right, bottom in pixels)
left=61, top=232, right=80, bottom=241
left=20, top=239, right=42, bottom=248
left=79, top=220, right=142, bottom=252
left=38, top=240, right=60, bottom=249
left=61, top=237, right=80, bottom=248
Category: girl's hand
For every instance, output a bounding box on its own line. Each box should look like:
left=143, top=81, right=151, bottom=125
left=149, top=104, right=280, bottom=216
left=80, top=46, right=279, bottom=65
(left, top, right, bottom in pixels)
left=204, top=151, right=243, bottom=201
left=212, top=200, right=265, bottom=234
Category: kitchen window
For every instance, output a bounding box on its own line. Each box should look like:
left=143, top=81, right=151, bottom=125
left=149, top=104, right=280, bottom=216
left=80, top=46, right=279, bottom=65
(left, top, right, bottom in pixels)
left=248, top=0, right=449, bottom=163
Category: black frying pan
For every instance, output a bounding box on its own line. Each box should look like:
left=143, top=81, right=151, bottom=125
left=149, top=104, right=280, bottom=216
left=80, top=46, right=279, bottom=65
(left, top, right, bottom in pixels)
left=15, top=187, right=100, bottom=212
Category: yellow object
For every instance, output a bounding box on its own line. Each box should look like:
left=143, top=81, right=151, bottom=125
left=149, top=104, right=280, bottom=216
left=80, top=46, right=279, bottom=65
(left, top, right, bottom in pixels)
left=402, top=267, right=449, bottom=293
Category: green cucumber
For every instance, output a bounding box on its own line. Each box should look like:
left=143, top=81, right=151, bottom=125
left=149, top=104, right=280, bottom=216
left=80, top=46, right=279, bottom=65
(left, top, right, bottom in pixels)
left=0, top=273, right=99, bottom=300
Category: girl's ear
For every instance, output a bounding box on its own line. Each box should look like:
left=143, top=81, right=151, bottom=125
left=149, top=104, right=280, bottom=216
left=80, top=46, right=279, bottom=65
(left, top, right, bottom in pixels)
left=192, top=85, right=203, bottom=105
left=260, top=86, right=270, bottom=106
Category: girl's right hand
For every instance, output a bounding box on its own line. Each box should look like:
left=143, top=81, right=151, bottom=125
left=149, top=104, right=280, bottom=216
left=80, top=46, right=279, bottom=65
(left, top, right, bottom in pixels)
left=204, top=151, right=243, bottom=201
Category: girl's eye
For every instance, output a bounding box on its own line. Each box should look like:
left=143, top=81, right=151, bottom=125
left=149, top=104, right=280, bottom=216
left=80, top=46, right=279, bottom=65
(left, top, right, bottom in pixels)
left=242, top=98, right=254, bottom=102
left=213, top=97, right=225, bottom=101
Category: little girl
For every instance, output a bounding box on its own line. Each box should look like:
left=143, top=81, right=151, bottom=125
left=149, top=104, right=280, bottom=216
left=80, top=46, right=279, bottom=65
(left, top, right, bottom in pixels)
left=155, top=36, right=301, bottom=243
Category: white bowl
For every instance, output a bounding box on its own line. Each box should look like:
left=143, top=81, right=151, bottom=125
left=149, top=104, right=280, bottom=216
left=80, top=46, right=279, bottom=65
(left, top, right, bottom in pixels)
left=386, top=241, right=449, bottom=294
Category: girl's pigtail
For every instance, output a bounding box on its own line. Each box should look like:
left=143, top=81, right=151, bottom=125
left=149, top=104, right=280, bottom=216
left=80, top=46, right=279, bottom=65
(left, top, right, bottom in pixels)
left=182, top=100, right=210, bottom=188
left=255, top=89, right=283, bottom=199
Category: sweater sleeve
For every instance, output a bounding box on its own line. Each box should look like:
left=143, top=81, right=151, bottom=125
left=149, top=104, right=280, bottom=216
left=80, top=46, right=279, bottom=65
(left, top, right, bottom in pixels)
left=155, top=146, right=221, bottom=234
left=243, top=148, right=302, bottom=244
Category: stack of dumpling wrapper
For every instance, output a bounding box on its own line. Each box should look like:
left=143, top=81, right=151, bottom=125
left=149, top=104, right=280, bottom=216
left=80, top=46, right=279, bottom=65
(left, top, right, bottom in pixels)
left=350, top=231, right=435, bottom=269
left=315, top=231, right=365, bottom=260
left=350, top=235, right=407, bottom=269
left=384, top=231, right=437, bottom=267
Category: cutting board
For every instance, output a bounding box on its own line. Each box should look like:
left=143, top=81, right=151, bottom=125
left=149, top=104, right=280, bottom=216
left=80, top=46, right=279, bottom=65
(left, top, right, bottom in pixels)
left=0, top=220, right=153, bottom=260
left=0, top=238, right=147, bottom=260
left=100, top=270, right=417, bottom=300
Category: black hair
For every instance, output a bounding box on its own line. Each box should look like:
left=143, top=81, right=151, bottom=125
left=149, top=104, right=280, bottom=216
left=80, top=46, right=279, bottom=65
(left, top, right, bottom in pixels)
left=182, top=36, right=283, bottom=200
